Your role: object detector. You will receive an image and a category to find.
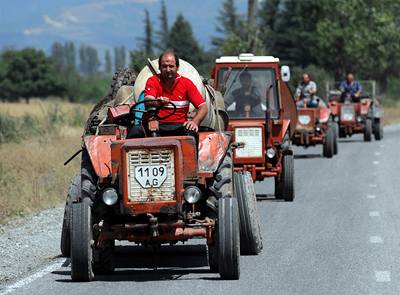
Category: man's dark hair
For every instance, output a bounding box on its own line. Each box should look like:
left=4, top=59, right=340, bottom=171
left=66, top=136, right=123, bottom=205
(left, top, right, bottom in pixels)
left=239, top=71, right=251, bottom=80
left=158, top=51, right=180, bottom=67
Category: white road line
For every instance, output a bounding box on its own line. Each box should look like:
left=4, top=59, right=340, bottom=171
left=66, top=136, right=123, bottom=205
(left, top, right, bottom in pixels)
left=373, top=161, right=380, bottom=165
left=375, top=271, right=391, bottom=282
left=374, top=152, right=381, bottom=156
left=369, top=236, right=383, bottom=244
left=369, top=184, right=378, bottom=188
left=0, top=258, right=64, bottom=295
left=369, top=211, right=380, bottom=217
left=367, top=194, right=376, bottom=199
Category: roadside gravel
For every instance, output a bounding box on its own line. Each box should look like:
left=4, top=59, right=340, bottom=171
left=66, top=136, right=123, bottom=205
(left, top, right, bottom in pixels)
left=0, top=208, right=63, bottom=288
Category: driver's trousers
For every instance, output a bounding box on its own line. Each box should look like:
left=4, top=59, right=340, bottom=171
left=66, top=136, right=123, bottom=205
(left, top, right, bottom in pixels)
left=127, top=122, right=197, bottom=139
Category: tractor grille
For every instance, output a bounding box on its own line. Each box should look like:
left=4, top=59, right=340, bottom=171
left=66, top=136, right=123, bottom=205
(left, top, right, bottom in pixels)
left=296, top=109, right=315, bottom=130
left=126, top=149, right=175, bottom=202
left=341, top=105, right=355, bottom=122
left=234, top=127, right=263, bottom=158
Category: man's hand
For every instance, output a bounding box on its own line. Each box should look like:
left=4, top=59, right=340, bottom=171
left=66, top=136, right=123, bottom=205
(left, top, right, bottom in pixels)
left=159, top=96, right=170, bottom=104
left=183, top=120, right=199, bottom=132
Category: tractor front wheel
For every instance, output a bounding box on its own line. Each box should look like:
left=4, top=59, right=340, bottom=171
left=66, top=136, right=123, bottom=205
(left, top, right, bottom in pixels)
left=323, top=128, right=335, bottom=158
left=373, top=118, right=383, bottom=140
left=234, top=171, right=263, bottom=255
left=71, top=198, right=94, bottom=282
left=217, top=197, right=240, bottom=280
left=281, top=153, right=295, bottom=202
left=364, top=118, right=372, bottom=142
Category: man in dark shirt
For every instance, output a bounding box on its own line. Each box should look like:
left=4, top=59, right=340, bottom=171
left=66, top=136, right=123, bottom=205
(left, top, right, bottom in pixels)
left=339, top=73, right=362, bottom=102
left=225, top=71, right=263, bottom=117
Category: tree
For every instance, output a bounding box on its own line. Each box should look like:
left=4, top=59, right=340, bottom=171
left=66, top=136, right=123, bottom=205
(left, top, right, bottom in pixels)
left=155, top=0, right=169, bottom=50
left=64, top=41, right=76, bottom=72
left=114, top=46, right=126, bottom=70
left=167, top=14, right=204, bottom=66
left=212, top=0, right=241, bottom=48
left=143, top=9, right=153, bottom=55
left=51, top=42, right=65, bottom=72
left=79, top=45, right=100, bottom=74
left=0, top=49, right=64, bottom=103
left=105, top=49, right=112, bottom=73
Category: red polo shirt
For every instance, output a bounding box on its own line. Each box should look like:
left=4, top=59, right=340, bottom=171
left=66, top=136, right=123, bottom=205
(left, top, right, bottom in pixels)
left=144, top=73, right=206, bottom=123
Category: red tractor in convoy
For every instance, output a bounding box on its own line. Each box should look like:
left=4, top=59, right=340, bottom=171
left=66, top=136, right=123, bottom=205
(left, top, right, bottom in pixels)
left=292, top=98, right=338, bottom=158
left=326, top=81, right=384, bottom=141
left=210, top=53, right=298, bottom=202
left=60, top=60, right=262, bottom=282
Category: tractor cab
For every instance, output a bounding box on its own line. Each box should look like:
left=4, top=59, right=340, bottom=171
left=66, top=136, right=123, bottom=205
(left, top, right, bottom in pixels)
left=211, top=53, right=298, bottom=201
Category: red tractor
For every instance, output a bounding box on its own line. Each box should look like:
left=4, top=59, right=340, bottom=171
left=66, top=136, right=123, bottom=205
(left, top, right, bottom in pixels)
left=292, top=98, right=338, bottom=158
left=61, top=60, right=262, bottom=282
left=326, top=81, right=384, bottom=141
left=210, top=53, right=298, bottom=202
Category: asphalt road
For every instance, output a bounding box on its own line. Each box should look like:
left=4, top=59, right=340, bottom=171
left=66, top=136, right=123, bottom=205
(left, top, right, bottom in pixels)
left=2, top=126, right=400, bottom=295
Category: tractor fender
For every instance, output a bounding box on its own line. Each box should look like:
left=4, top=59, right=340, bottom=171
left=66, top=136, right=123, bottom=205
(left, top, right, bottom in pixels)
left=198, top=132, right=232, bottom=173
left=83, top=135, right=116, bottom=180
left=319, top=107, right=331, bottom=123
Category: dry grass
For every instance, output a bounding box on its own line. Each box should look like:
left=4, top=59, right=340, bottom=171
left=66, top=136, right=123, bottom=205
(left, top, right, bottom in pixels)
left=383, top=105, right=400, bottom=125
left=0, top=100, right=91, bottom=223
left=0, top=98, right=92, bottom=118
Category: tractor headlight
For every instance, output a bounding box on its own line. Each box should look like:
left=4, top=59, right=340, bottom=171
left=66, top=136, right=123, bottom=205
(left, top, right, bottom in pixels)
left=184, top=186, right=202, bottom=204
left=316, top=127, right=321, bottom=132
left=334, top=116, right=339, bottom=122
left=298, top=115, right=311, bottom=125
left=266, top=148, right=276, bottom=159
left=102, top=188, right=118, bottom=206
left=357, top=116, right=363, bottom=122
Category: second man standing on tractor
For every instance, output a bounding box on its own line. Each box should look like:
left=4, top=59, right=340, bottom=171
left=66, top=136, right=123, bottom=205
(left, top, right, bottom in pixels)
left=128, top=51, right=208, bottom=138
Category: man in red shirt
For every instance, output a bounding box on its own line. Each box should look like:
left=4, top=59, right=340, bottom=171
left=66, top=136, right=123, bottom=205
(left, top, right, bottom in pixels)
left=128, top=51, right=208, bottom=138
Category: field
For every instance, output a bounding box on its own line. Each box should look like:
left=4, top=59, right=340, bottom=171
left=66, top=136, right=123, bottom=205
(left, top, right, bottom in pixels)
left=0, top=100, right=92, bottom=223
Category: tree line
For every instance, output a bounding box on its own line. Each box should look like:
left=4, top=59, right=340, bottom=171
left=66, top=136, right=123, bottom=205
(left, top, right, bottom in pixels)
left=1, top=0, right=399, bottom=103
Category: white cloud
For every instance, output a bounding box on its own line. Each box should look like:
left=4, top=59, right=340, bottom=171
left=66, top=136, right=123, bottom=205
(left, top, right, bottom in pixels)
left=23, top=27, right=44, bottom=36
left=63, top=11, right=79, bottom=24
left=43, top=15, right=64, bottom=29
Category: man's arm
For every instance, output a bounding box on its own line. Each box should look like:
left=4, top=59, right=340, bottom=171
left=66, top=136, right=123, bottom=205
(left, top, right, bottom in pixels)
left=295, top=84, right=302, bottom=99
left=184, top=79, right=208, bottom=132
left=354, top=82, right=362, bottom=97
left=308, top=81, right=317, bottom=95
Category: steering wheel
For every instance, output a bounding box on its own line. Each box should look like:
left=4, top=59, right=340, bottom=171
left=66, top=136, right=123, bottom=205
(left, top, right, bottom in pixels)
left=129, top=98, right=177, bottom=121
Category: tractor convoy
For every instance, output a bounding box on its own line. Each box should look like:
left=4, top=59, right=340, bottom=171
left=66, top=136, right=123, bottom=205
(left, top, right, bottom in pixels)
left=61, top=53, right=384, bottom=281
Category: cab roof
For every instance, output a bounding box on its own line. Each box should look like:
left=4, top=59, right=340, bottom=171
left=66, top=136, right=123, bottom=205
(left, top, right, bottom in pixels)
left=215, top=53, right=280, bottom=64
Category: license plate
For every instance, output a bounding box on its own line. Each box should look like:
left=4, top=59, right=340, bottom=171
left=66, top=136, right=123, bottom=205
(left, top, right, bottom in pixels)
left=134, top=165, right=168, bottom=188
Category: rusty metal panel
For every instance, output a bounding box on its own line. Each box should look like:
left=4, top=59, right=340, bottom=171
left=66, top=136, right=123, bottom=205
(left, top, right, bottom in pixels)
left=84, top=135, right=116, bottom=179
left=279, top=81, right=298, bottom=136
left=198, top=132, right=232, bottom=173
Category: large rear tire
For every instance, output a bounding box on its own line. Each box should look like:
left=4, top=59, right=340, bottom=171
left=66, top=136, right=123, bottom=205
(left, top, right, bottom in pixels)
left=218, top=197, right=240, bottom=280
left=71, top=198, right=94, bottom=282
left=281, top=153, right=295, bottom=202
left=323, top=128, right=335, bottom=158
left=364, top=118, right=372, bottom=142
left=60, top=175, right=81, bottom=257
left=234, top=171, right=263, bottom=255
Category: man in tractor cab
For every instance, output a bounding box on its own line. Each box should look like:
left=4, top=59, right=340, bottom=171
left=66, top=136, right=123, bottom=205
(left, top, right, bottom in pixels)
left=339, top=73, right=362, bottom=102
left=225, top=71, right=263, bottom=117
left=127, top=51, right=208, bottom=138
left=295, top=72, right=319, bottom=108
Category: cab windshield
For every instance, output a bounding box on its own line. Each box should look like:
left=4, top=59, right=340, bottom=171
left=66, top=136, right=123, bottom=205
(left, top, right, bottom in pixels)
left=216, top=67, right=278, bottom=119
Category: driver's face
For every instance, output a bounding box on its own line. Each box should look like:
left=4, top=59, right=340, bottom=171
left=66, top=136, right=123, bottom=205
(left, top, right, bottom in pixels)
left=240, top=76, right=251, bottom=89
left=160, top=54, right=178, bottom=81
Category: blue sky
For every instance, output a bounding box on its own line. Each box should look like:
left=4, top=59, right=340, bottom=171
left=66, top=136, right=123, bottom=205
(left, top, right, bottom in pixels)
left=0, top=0, right=248, bottom=57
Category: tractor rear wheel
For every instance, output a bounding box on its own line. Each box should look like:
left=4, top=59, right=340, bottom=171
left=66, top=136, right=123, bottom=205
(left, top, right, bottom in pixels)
left=60, top=175, right=81, bottom=257
left=373, top=118, right=383, bottom=140
left=364, top=118, right=372, bottom=142
left=234, top=171, right=263, bottom=255
left=71, top=198, right=94, bottom=282
left=217, top=197, right=240, bottom=280
left=281, top=153, right=295, bottom=202
left=323, top=128, right=335, bottom=158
